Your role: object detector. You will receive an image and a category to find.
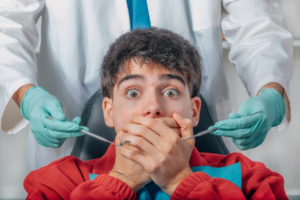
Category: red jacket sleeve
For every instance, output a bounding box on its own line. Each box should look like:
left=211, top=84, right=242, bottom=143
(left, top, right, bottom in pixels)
left=171, top=153, right=288, bottom=200
left=24, top=156, right=136, bottom=200
left=70, top=174, right=136, bottom=200
left=171, top=172, right=246, bottom=200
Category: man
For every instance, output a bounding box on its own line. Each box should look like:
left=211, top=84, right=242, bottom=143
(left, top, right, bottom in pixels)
left=0, top=0, right=292, bottom=171
left=24, top=28, right=287, bottom=200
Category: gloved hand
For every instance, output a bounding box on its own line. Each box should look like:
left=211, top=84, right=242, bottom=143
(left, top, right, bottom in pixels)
left=21, top=86, right=89, bottom=148
left=209, top=89, right=285, bottom=150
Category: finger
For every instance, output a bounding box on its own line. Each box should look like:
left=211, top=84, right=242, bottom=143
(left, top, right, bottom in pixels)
left=233, top=129, right=261, bottom=145
left=151, top=118, right=181, bottom=136
left=231, top=138, right=245, bottom=151
left=253, top=139, right=264, bottom=149
left=56, top=138, right=67, bottom=148
left=71, top=117, right=81, bottom=124
left=122, top=122, right=182, bottom=154
left=229, top=113, right=241, bottom=119
left=154, top=117, right=180, bottom=128
left=118, top=133, right=143, bottom=153
left=121, top=133, right=161, bottom=157
left=129, top=115, right=179, bottom=142
left=118, top=142, right=156, bottom=173
left=48, top=130, right=84, bottom=139
left=234, top=130, right=266, bottom=149
left=79, top=126, right=89, bottom=132
left=171, top=128, right=181, bottom=135
left=214, top=114, right=259, bottom=130
left=123, top=121, right=180, bottom=138
left=122, top=123, right=167, bottom=151
left=33, top=126, right=62, bottom=144
left=36, top=139, right=58, bottom=148
left=210, top=127, right=254, bottom=138
left=41, top=113, right=80, bottom=131
left=232, top=138, right=256, bottom=151
left=116, top=131, right=143, bottom=151
left=48, top=102, right=66, bottom=122
left=34, top=134, right=50, bottom=147
left=116, top=132, right=124, bottom=144
left=34, top=132, right=60, bottom=148
left=173, top=113, right=194, bottom=146
left=122, top=123, right=159, bottom=143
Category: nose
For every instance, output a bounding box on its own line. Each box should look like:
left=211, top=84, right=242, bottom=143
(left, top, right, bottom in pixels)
left=143, top=93, right=163, bottom=118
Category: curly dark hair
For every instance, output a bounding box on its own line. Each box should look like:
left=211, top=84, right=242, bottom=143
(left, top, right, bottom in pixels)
left=100, top=27, right=201, bottom=98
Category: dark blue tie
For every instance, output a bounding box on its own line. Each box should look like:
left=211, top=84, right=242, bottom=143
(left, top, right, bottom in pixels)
left=126, top=0, right=151, bottom=30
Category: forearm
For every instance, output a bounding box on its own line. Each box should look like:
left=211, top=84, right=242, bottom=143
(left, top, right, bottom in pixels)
left=163, top=168, right=193, bottom=195
left=109, top=171, right=141, bottom=193
left=256, top=82, right=284, bottom=96
left=12, top=84, right=35, bottom=107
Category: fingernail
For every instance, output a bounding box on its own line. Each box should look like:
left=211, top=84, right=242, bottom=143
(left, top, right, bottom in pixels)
left=122, top=140, right=131, bottom=145
left=128, top=116, right=133, bottom=120
left=120, top=123, right=124, bottom=128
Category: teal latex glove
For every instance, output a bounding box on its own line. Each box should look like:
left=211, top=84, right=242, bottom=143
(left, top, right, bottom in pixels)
left=209, top=89, right=285, bottom=150
left=21, top=86, right=89, bottom=148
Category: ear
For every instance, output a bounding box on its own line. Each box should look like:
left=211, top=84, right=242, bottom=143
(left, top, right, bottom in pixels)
left=102, top=97, right=114, bottom=127
left=190, top=97, right=201, bottom=127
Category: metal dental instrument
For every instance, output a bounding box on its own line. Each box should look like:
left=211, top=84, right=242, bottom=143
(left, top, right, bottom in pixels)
left=46, top=116, right=120, bottom=147
left=180, top=127, right=217, bottom=143
left=180, top=111, right=262, bottom=143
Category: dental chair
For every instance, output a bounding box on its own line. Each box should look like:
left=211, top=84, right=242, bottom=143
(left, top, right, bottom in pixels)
left=71, top=90, right=229, bottom=161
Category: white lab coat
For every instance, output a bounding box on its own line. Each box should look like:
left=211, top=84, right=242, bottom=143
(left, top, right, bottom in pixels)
left=0, top=0, right=293, bottom=171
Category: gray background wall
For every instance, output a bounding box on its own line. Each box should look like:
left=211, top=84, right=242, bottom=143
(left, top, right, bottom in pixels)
left=0, top=0, right=299, bottom=199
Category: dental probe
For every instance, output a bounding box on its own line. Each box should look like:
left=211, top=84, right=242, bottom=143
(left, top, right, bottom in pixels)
left=46, top=116, right=120, bottom=147
left=180, top=127, right=217, bottom=143
left=180, top=110, right=262, bottom=143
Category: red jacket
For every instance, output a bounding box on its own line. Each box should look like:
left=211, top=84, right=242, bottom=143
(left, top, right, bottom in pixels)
left=24, top=144, right=287, bottom=200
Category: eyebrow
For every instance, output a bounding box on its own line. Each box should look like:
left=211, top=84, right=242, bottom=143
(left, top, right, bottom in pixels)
left=118, top=74, right=145, bottom=88
left=159, top=74, right=186, bottom=86
left=117, top=73, right=186, bottom=88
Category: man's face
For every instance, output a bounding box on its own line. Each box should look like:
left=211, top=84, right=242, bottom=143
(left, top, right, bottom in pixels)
left=103, top=59, right=201, bottom=134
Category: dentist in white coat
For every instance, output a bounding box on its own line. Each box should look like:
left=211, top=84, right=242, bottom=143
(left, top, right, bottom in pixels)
left=0, top=0, right=293, bottom=171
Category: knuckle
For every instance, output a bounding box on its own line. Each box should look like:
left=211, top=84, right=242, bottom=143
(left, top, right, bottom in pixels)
left=165, top=144, right=173, bottom=154
left=172, top=137, right=180, bottom=145
left=171, top=136, right=180, bottom=145
left=159, top=156, right=168, bottom=165
left=134, top=137, right=143, bottom=146
left=121, top=123, right=128, bottom=131
left=131, top=115, right=137, bottom=122
left=139, top=126, right=148, bottom=134
left=125, top=149, right=135, bottom=159
left=148, top=164, right=159, bottom=173
left=146, top=118, right=155, bottom=127
left=186, top=118, right=193, bottom=126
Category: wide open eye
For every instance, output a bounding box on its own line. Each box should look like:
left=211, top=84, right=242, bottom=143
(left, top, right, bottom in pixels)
left=126, top=89, right=141, bottom=99
left=163, top=89, right=179, bottom=98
